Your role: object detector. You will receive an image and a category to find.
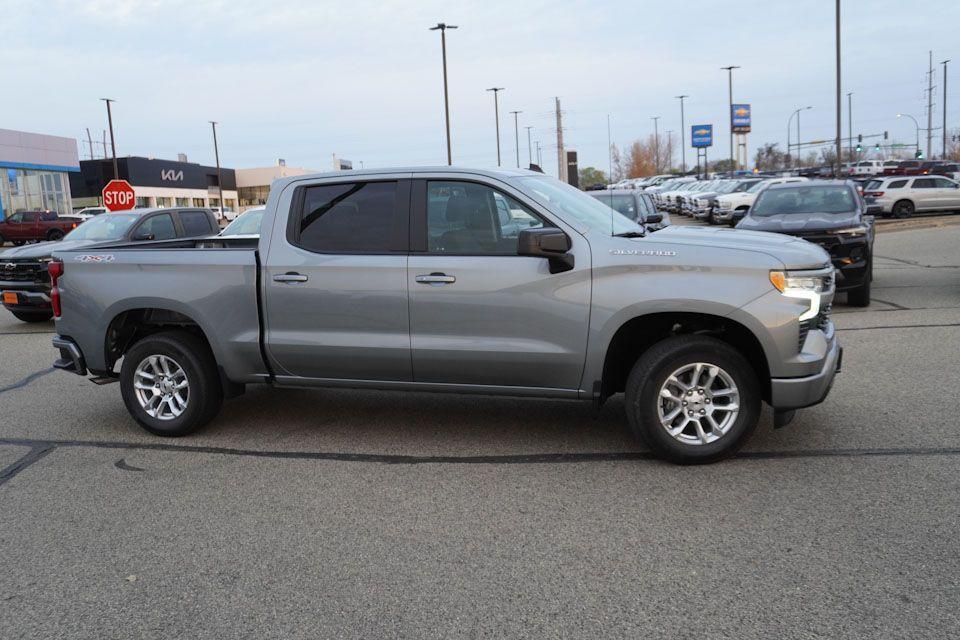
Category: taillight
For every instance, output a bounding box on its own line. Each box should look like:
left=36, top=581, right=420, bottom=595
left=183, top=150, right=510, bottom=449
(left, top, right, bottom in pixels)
left=866, top=191, right=884, bottom=198
left=71, top=223, right=77, bottom=229
left=48, top=260, right=63, bottom=317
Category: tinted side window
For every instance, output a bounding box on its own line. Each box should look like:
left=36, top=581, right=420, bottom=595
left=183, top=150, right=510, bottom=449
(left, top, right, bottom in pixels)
left=934, top=178, right=956, bottom=188
left=887, top=180, right=908, bottom=189
left=40, top=212, right=57, bottom=221
left=426, top=181, right=545, bottom=255
left=179, top=210, right=214, bottom=236
left=298, top=182, right=398, bottom=253
left=23, top=212, right=39, bottom=222
left=134, top=213, right=176, bottom=240
left=912, top=179, right=936, bottom=189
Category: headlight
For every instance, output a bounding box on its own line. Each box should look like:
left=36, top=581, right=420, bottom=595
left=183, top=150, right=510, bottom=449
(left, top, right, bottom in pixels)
left=769, top=270, right=830, bottom=321
left=834, top=225, right=868, bottom=236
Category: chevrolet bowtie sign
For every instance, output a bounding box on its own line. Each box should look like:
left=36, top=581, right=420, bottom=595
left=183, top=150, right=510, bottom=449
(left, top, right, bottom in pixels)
left=691, top=124, right=713, bottom=148
left=731, top=104, right=751, bottom=133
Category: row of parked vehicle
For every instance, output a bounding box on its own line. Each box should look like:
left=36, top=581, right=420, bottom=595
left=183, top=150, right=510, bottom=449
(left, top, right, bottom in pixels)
left=846, top=159, right=960, bottom=179
left=0, top=207, right=265, bottom=323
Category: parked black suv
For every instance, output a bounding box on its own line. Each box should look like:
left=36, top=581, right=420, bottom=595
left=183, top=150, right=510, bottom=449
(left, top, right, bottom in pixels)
left=734, top=180, right=877, bottom=306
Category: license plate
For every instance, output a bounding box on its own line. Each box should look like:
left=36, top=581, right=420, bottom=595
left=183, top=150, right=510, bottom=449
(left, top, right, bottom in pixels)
left=2, top=292, right=19, bottom=305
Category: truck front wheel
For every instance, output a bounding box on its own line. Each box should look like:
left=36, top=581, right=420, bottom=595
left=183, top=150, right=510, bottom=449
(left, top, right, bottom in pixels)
left=120, top=331, right=223, bottom=437
left=624, top=335, right=761, bottom=464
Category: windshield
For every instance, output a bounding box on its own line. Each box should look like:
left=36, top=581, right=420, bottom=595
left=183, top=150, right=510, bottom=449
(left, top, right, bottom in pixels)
left=519, top=176, right=643, bottom=235
left=716, top=181, right=740, bottom=194
left=656, top=180, right=679, bottom=191
left=64, top=213, right=138, bottom=241
left=746, top=180, right=770, bottom=194
left=221, top=209, right=264, bottom=235
left=751, top=185, right=856, bottom=216
left=865, top=180, right=883, bottom=191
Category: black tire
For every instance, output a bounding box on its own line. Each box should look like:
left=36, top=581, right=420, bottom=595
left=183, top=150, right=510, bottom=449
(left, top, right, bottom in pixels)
left=120, top=330, right=223, bottom=437
left=11, top=309, right=53, bottom=323
left=47, top=229, right=64, bottom=241
left=12, top=240, right=25, bottom=246
left=846, top=257, right=872, bottom=307
left=892, top=200, right=914, bottom=219
left=624, top=335, right=761, bottom=464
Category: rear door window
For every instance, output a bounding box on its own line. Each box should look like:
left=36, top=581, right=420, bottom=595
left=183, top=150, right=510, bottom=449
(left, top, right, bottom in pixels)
left=295, top=181, right=402, bottom=253
left=912, top=178, right=937, bottom=189
left=133, top=213, right=176, bottom=240
left=178, top=210, right=214, bottom=236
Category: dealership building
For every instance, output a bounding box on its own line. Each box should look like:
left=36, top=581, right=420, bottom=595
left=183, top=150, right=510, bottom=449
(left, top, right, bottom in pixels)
left=70, top=156, right=238, bottom=211
left=236, top=160, right=317, bottom=212
left=0, top=128, right=80, bottom=220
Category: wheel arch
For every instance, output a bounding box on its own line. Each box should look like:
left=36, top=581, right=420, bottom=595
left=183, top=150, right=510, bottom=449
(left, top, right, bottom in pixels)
left=597, top=311, right=770, bottom=406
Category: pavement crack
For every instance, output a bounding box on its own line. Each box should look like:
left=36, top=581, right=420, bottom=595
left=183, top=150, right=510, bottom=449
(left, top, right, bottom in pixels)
left=0, top=368, right=55, bottom=395
left=0, top=445, right=56, bottom=487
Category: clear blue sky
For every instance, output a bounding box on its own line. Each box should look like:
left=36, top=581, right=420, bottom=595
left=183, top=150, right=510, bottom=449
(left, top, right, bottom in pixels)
left=2, top=0, right=957, bottom=176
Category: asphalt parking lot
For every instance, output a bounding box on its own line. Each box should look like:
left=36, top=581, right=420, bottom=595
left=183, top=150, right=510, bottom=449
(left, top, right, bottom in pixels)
left=1, top=219, right=959, bottom=638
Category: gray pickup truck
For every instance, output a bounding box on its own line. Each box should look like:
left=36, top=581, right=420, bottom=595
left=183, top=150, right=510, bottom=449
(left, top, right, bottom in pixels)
left=50, top=167, right=841, bottom=463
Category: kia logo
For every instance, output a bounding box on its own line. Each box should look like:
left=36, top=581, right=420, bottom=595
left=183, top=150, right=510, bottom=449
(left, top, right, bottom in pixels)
left=161, top=169, right=184, bottom=181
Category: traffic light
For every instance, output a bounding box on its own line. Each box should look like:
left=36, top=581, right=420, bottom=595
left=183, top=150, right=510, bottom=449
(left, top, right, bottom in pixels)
left=875, top=143, right=881, bottom=152
left=857, top=134, right=863, bottom=144
left=916, top=149, right=924, bottom=159
left=856, top=144, right=862, bottom=153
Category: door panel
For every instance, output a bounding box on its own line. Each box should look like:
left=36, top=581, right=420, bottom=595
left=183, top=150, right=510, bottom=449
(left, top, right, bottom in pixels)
left=263, top=177, right=412, bottom=382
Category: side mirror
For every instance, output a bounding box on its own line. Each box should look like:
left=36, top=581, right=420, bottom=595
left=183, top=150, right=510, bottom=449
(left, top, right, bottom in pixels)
left=518, top=227, right=574, bottom=273
left=865, top=204, right=883, bottom=215
left=131, top=231, right=155, bottom=241
left=644, top=212, right=663, bottom=224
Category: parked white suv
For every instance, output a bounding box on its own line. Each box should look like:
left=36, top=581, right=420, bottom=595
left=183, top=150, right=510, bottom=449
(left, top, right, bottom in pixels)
left=863, top=176, right=960, bottom=218
left=851, top=160, right=884, bottom=176
left=714, top=177, right=809, bottom=225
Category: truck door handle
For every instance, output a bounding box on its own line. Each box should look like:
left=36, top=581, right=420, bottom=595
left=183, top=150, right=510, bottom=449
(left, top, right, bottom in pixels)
left=273, top=273, right=308, bottom=283
left=415, top=273, right=456, bottom=285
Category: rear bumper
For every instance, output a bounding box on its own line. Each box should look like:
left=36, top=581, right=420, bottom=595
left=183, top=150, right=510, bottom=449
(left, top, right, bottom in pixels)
left=52, top=335, right=87, bottom=376
left=769, top=340, right=842, bottom=410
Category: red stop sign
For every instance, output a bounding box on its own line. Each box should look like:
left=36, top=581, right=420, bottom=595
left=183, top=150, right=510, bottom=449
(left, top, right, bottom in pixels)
left=102, top=179, right=136, bottom=211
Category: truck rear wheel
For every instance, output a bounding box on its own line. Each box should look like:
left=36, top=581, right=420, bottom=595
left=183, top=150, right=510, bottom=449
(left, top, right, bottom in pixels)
left=120, top=331, right=223, bottom=437
left=47, top=229, right=64, bottom=241
left=624, top=335, right=761, bottom=464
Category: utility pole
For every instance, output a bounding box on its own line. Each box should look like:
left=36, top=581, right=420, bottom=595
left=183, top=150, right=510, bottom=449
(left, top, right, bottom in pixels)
left=210, top=121, right=224, bottom=215
left=847, top=92, right=853, bottom=163
left=525, top=126, right=533, bottom=166
left=487, top=87, right=505, bottom=166
left=942, top=59, right=950, bottom=159
left=429, top=23, right=457, bottom=165
left=607, top=114, right=613, bottom=183
left=721, top=66, right=739, bottom=170
left=510, top=110, right=522, bottom=168
left=535, top=140, right=542, bottom=167
left=651, top=116, right=661, bottom=173
left=675, top=95, right=688, bottom=173
left=101, top=98, right=118, bottom=179
left=85, top=128, right=94, bottom=160
left=926, top=51, right=935, bottom=162
left=835, top=0, right=842, bottom=176
left=555, top=97, right=565, bottom=181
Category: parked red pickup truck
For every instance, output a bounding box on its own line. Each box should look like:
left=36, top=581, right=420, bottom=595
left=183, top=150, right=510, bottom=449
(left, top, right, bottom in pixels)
left=0, top=211, right=82, bottom=245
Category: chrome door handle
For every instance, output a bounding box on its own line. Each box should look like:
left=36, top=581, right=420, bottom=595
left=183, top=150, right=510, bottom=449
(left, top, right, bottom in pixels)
left=415, top=273, right=456, bottom=285
left=273, top=273, right=308, bottom=283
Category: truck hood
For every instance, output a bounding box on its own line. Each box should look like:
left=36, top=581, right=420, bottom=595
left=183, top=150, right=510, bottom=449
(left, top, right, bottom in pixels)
left=0, top=238, right=97, bottom=260
left=735, top=212, right=862, bottom=234
left=650, top=225, right=830, bottom=269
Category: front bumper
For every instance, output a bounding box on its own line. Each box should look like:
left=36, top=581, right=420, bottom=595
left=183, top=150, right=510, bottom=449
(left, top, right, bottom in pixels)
left=52, top=335, right=87, bottom=376
left=2, top=288, right=51, bottom=311
left=770, top=339, right=842, bottom=410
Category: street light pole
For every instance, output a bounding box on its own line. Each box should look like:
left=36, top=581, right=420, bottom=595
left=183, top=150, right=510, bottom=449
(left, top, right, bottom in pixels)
left=210, top=121, right=224, bottom=216
left=486, top=87, right=505, bottom=166
left=675, top=95, right=689, bottom=173
left=897, top=113, right=921, bottom=153
left=847, top=92, right=853, bottom=163
left=788, top=106, right=813, bottom=169
left=651, top=116, right=660, bottom=173
left=942, top=59, right=950, bottom=159
left=525, top=126, right=533, bottom=166
left=510, top=110, right=522, bottom=168
left=721, top=65, right=740, bottom=171
left=429, top=23, right=458, bottom=165
left=101, top=98, right=118, bottom=180
left=835, top=0, right=842, bottom=176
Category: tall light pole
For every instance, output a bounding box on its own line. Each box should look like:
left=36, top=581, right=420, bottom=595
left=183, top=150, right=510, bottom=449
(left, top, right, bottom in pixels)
left=525, top=126, right=533, bottom=166
left=651, top=116, right=661, bottom=173
left=486, top=87, right=505, bottom=166
left=535, top=140, right=542, bottom=166
left=897, top=113, right=921, bottom=154
left=210, top=121, right=224, bottom=215
left=835, top=0, right=842, bottom=176
left=607, top=115, right=613, bottom=183
left=942, top=59, right=950, bottom=159
left=429, top=23, right=457, bottom=165
left=101, top=98, right=118, bottom=180
left=721, top=65, right=740, bottom=170
left=675, top=95, right=689, bottom=173
left=847, top=92, right=854, bottom=163
left=510, top=110, right=522, bottom=168
left=788, top=106, right=813, bottom=168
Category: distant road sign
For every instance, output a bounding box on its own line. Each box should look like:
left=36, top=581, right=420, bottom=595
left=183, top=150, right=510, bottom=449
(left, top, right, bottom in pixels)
left=731, top=104, right=751, bottom=133
left=691, top=124, right=713, bottom=148
left=102, top=179, right=135, bottom=211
